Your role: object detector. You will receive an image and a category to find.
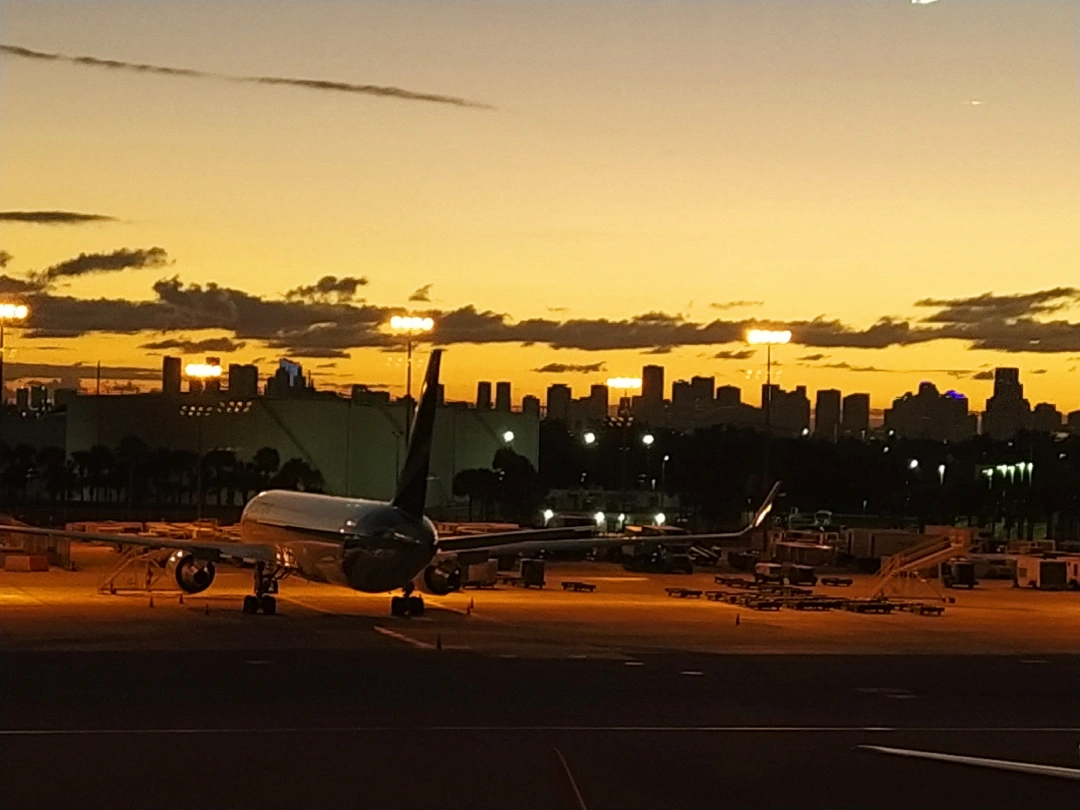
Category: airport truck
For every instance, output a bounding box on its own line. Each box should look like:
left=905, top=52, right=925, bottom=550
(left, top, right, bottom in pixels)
left=1015, top=555, right=1071, bottom=590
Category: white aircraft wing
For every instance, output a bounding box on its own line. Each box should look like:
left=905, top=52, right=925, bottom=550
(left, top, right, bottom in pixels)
left=0, top=522, right=277, bottom=564
left=435, top=525, right=608, bottom=558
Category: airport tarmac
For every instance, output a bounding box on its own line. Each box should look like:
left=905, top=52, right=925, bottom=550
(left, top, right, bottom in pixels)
left=1, top=545, right=1078, bottom=656
left=2, top=547, right=1079, bottom=808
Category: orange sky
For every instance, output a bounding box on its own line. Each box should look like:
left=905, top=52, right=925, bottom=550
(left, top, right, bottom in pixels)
left=1, top=1, right=1078, bottom=413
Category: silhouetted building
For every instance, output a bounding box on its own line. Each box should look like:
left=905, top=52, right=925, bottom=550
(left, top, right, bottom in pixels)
left=814, top=389, right=841, bottom=440
left=589, top=384, right=609, bottom=418
left=715, top=385, right=741, bottom=407
left=15, top=387, right=29, bottom=411
left=266, top=359, right=310, bottom=397
left=54, top=388, right=79, bottom=408
left=476, top=381, right=492, bottom=410
left=1031, top=403, right=1062, bottom=433
left=495, top=381, right=512, bottom=412
left=762, top=384, right=811, bottom=436
left=982, top=367, right=1031, bottom=439
left=1068, top=410, right=1080, bottom=436
left=671, top=380, right=693, bottom=408
left=228, top=364, right=259, bottom=398
left=350, top=384, right=390, bottom=404
left=642, top=365, right=664, bottom=403
left=842, top=393, right=870, bottom=437
left=522, top=394, right=540, bottom=416
left=162, top=356, right=182, bottom=395
left=205, top=357, right=222, bottom=393
left=546, top=384, right=571, bottom=422
left=29, top=385, right=47, bottom=411
left=884, top=382, right=976, bottom=442
left=690, top=376, right=715, bottom=402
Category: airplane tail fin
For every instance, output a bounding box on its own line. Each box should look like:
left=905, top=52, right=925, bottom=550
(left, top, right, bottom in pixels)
left=750, top=481, right=781, bottom=531
left=392, top=349, right=442, bottom=520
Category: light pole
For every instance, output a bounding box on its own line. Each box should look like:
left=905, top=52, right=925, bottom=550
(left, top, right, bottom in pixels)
left=0, top=303, right=29, bottom=406
left=746, top=329, right=791, bottom=493
left=642, top=432, right=654, bottom=493
left=183, top=363, right=222, bottom=520
left=389, top=315, right=434, bottom=445
left=660, top=454, right=670, bottom=509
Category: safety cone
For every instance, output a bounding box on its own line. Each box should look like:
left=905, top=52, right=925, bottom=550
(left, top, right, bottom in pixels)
left=179, top=594, right=184, bottom=605
left=735, top=613, right=740, bottom=626
left=204, top=603, right=210, bottom=616
left=149, top=596, right=155, bottom=608
left=469, top=597, right=475, bottom=611
left=436, top=634, right=443, bottom=651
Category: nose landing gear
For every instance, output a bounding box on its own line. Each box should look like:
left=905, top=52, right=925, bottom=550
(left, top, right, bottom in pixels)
left=390, top=582, right=425, bottom=617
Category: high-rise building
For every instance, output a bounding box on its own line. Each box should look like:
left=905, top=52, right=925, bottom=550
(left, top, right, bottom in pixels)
left=228, top=364, right=259, bottom=397
left=768, top=385, right=811, bottom=436
left=642, top=365, right=665, bottom=403
left=814, top=389, right=842, bottom=440
left=522, top=395, right=540, bottom=416
left=671, top=380, right=693, bottom=408
left=476, top=381, right=492, bottom=410
left=842, top=393, right=870, bottom=437
left=884, top=383, right=976, bottom=442
left=350, top=384, right=391, bottom=404
left=982, top=368, right=1031, bottom=439
left=1068, top=410, right=1080, bottom=436
left=690, top=376, right=715, bottom=402
left=15, top=387, right=30, bottom=411
left=495, top=381, right=512, bottom=412
left=1031, top=403, right=1062, bottom=433
left=589, top=384, right=610, bottom=419
left=546, top=384, right=571, bottom=422
left=162, top=356, right=182, bottom=395
left=715, top=385, right=741, bottom=407
left=266, top=360, right=309, bottom=396
left=29, top=385, right=47, bottom=410
left=204, top=357, right=222, bottom=393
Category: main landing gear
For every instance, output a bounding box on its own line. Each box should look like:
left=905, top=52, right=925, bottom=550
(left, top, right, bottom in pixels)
left=242, top=561, right=286, bottom=615
left=390, top=582, right=425, bottom=618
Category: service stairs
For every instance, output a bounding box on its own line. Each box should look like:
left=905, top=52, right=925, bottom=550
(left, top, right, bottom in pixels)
left=867, top=534, right=970, bottom=602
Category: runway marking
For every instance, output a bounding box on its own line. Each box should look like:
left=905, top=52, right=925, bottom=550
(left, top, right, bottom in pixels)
left=623, top=661, right=644, bottom=667
left=1, top=726, right=1078, bottom=737
left=680, top=670, right=704, bottom=676
left=859, top=745, right=1080, bottom=781
left=373, top=625, right=435, bottom=650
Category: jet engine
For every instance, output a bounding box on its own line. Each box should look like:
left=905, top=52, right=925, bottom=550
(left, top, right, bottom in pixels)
left=166, top=553, right=216, bottom=594
left=423, top=563, right=461, bottom=595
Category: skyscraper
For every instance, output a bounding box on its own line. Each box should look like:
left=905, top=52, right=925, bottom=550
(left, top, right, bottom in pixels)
left=495, top=381, right=512, bottom=411
left=982, top=367, right=1031, bottom=439
left=162, top=356, right=181, bottom=395
left=546, top=384, right=571, bottom=422
left=228, top=364, right=259, bottom=397
left=814, top=389, right=841, bottom=440
left=476, top=381, right=492, bottom=410
left=715, top=385, right=741, bottom=407
left=642, top=364, right=665, bottom=403
left=841, top=393, right=870, bottom=437
left=522, top=394, right=540, bottom=416
left=690, top=376, right=715, bottom=402
left=204, top=356, right=222, bottom=393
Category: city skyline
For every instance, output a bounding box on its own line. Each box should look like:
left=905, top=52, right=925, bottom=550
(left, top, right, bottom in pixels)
left=2, top=2, right=1079, bottom=408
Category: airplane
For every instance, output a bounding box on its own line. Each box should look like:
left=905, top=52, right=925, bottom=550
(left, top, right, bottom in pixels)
left=0, top=349, right=778, bottom=617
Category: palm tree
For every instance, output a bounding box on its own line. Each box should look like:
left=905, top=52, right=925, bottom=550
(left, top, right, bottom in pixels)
left=253, top=447, right=280, bottom=489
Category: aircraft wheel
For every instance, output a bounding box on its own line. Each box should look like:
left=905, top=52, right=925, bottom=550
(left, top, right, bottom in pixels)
left=390, top=595, right=408, bottom=617
left=242, top=595, right=260, bottom=614
left=260, top=595, right=277, bottom=615
left=407, top=595, right=425, bottom=617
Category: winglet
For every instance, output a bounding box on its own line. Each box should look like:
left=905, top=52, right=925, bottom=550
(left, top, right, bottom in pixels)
left=751, top=481, right=781, bottom=530
left=392, top=349, right=442, bottom=519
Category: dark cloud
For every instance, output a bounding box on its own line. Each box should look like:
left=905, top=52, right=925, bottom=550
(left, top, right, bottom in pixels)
left=710, top=300, right=764, bottom=310
left=532, top=362, right=606, bottom=374
left=916, top=288, right=1080, bottom=323
left=0, top=250, right=11, bottom=268
left=971, top=370, right=995, bottom=380
left=3, top=361, right=158, bottom=390
left=285, top=275, right=367, bottom=302
left=0, top=210, right=116, bottom=225
left=2, top=44, right=492, bottom=109
left=714, top=349, right=755, bottom=360
left=408, top=284, right=433, bottom=303
left=822, top=362, right=886, bottom=373
left=798, top=353, right=827, bottom=362
left=139, top=336, right=246, bottom=354
left=0, top=274, right=40, bottom=295
left=547, top=306, right=569, bottom=313
left=38, top=247, right=168, bottom=284
left=1032, top=369, right=1048, bottom=374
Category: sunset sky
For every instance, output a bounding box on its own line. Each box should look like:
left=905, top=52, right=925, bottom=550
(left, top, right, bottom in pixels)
left=1, top=1, right=1078, bottom=413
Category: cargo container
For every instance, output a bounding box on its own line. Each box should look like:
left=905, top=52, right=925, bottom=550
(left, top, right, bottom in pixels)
left=1015, top=555, right=1070, bottom=590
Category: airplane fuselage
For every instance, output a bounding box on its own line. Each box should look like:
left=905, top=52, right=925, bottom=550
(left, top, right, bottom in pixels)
left=239, top=490, right=438, bottom=592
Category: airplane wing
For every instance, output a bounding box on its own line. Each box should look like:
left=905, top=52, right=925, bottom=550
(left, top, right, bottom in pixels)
left=435, top=525, right=610, bottom=558
left=670, top=481, right=781, bottom=544
left=0, top=522, right=277, bottom=564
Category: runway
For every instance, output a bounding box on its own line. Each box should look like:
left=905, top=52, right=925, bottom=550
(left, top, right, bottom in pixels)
left=2, top=651, right=1077, bottom=809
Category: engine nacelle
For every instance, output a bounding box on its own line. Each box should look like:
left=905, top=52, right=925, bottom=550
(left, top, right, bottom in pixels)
left=166, top=552, right=216, bottom=594
left=423, top=563, right=461, bottom=596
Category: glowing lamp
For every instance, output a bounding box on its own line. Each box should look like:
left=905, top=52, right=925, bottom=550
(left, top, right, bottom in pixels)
left=746, top=329, right=791, bottom=345
left=185, top=363, right=222, bottom=378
